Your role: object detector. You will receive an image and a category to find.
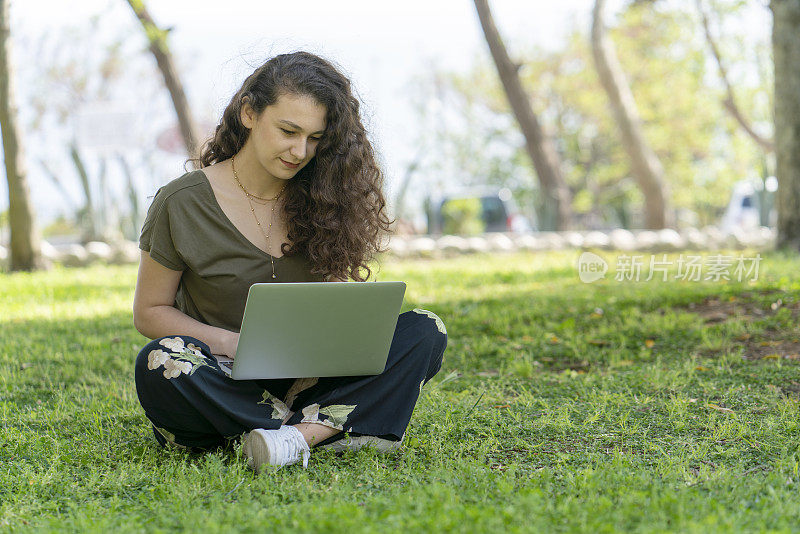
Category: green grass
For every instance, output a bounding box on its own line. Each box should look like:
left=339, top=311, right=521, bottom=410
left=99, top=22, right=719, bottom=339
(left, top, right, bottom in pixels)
left=2, top=249, right=800, bottom=532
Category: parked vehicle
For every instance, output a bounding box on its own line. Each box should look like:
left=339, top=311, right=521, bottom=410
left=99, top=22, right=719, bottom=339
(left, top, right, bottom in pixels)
left=426, top=187, right=533, bottom=235
left=720, top=177, right=777, bottom=234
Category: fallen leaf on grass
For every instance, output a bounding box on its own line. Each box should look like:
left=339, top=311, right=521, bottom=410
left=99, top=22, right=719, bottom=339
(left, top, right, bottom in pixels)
left=707, top=403, right=734, bottom=413
left=645, top=339, right=655, bottom=348
left=549, top=335, right=560, bottom=344
left=763, top=353, right=781, bottom=360
left=760, top=341, right=781, bottom=347
left=737, top=333, right=752, bottom=341
left=493, top=404, right=510, bottom=409
left=588, top=339, right=609, bottom=346
left=695, top=366, right=709, bottom=371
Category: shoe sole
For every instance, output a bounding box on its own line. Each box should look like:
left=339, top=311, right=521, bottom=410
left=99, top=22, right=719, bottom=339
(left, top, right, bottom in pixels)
left=242, top=429, right=272, bottom=474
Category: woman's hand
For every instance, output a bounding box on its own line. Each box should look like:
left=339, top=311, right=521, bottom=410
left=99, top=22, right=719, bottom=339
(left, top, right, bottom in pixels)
left=216, top=330, right=240, bottom=359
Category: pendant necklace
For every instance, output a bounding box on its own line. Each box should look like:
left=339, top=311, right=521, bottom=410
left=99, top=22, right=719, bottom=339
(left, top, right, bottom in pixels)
left=231, top=155, right=287, bottom=279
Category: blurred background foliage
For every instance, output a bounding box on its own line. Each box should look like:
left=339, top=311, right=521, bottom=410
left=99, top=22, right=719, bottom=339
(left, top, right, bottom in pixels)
left=409, top=0, right=771, bottom=230
left=0, top=0, right=783, bottom=262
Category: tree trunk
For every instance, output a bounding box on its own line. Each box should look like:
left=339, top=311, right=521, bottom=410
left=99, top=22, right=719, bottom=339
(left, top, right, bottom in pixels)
left=473, top=0, right=573, bottom=231
left=39, top=159, right=78, bottom=212
left=591, top=0, right=673, bottom=229
left=696, top=0, right=774, bottom=153
left=125, top=0, right=200, bottom=158
left=771, top=0, right=800, bottom=250
left=0, top=0, right=45, bottom=271
left=70, top=142, right=99, bottom=242
left=118, top=153, right=140, bottom=241
left=393, top=144, right=427, bottom=224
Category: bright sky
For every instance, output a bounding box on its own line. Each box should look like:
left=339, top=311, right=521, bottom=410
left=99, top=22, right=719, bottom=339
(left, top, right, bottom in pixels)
left=2, top=0, right=770, bottom=230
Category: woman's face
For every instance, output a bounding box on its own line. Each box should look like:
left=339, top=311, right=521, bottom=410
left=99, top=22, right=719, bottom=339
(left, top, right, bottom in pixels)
left=241, top=92, right=327, bottom=179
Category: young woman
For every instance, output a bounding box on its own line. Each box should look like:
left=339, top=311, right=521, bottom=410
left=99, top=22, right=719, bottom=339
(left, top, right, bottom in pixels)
left=132, top=51, right=448, bottom=472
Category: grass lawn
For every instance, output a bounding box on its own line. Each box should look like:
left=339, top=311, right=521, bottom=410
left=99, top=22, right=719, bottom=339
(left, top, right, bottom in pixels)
left=2, top=249, right=800, bottom=532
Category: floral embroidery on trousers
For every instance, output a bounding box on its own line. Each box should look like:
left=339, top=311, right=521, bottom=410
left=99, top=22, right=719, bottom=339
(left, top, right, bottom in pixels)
left=134, top=310, right=447, bottom=451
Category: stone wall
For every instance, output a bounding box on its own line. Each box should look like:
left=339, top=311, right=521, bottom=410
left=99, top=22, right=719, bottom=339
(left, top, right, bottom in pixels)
left=0, top=227, right=778, bottom=269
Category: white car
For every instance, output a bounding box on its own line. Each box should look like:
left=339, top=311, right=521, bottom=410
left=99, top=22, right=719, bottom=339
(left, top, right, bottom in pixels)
left=720, top=177, right=777, bottom=234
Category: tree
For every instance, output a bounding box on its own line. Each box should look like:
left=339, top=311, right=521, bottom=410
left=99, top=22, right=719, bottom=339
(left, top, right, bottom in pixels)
left=125, top=0, right=200, bottom=158
left=591, top=0, right=672, bottom=229
left=696, top=0, right=774, bottom=153
left=0, top=0, right=45, bottom=271
left=473, top=0, right=573, bottom=231
left=413, top=2, right=768, bottom=230
left=420, top=4, right=757, bottom=229
left=771, top=0, right=800, bottom=250
left=24, top=13, right=151, bottom=243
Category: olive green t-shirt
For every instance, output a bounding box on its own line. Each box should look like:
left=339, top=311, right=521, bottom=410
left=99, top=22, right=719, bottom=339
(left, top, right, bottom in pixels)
left=138, top=169, right=325, bottom=333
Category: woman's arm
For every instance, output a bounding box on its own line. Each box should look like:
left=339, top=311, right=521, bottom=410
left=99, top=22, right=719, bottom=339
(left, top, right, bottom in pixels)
left=133, top=250, right=239, bottom=356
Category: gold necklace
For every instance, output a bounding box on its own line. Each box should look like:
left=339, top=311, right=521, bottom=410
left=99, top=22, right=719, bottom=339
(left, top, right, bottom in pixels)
left=231, top=155, right=287, bottom=279
left=232, top=157, right=284, bottom=202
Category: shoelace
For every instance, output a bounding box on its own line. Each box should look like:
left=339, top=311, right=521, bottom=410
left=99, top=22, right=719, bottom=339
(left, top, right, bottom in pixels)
left=274, top=426, right=310, bottom=468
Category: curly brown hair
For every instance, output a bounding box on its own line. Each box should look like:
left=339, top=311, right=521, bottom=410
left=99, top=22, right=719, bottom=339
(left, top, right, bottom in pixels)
left=192, top=51, right=394, bottom=282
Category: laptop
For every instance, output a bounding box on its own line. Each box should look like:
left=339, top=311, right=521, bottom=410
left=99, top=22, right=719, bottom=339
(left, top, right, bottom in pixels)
left=215, top=281, right=406, bottom=380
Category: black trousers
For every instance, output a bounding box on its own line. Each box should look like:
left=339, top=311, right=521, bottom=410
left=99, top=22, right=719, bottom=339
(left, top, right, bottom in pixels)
left=134, top=309, right=447, bottom=450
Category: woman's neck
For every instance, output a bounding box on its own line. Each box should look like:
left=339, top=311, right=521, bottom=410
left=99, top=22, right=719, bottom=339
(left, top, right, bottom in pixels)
left=230, top=145, right=286, bottom=199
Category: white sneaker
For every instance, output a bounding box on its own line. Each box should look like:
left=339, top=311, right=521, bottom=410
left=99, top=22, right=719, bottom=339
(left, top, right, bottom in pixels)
left=242, top=426, right=310, bottom=472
